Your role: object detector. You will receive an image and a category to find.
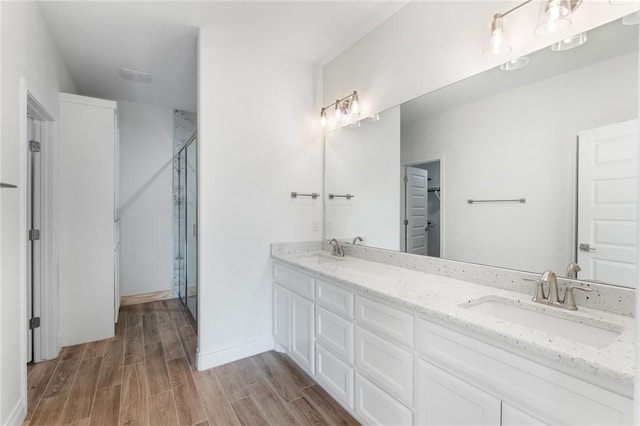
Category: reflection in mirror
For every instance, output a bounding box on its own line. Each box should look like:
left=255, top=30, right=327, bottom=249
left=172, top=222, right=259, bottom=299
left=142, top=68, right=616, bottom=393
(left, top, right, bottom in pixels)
left=324, top=17, right=638, bottom=288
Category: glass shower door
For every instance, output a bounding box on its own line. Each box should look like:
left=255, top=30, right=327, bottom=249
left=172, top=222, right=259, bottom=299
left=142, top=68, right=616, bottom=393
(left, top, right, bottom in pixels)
left=185, top=140, right=197, bottom=320
left=177, top=150, right=187, bottom=307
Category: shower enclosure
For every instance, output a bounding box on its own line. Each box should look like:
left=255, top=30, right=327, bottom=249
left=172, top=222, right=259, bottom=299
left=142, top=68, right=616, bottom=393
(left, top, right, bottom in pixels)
left=174, top=133, right=197, bottom=322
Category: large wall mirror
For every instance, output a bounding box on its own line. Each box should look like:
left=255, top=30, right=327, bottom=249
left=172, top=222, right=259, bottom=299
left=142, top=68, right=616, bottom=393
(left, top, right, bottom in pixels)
left=324, top=16, right=639, bottom=288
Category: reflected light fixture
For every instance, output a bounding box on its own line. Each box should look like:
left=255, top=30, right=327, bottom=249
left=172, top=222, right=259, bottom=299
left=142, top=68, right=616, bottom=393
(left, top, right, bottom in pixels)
left=320, top=91, right=360, bottom=128
left=118, top=67, right=152, bottom=83
left=534, top=0, right=573, bottom=37
left=550, top=32, right=587, bottom=51
left=622, top=11, right=640, bottom=25
left=500, top=56, right=530, bottom=71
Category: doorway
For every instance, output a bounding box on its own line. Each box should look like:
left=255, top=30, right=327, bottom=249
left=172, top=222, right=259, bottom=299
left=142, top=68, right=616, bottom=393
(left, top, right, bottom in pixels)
left=402, top=160, right=442, bottom=258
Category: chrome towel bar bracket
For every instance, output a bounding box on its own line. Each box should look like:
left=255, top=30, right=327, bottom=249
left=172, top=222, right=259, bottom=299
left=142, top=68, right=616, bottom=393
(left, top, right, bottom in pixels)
left=467, top=198, right=525, bottom=204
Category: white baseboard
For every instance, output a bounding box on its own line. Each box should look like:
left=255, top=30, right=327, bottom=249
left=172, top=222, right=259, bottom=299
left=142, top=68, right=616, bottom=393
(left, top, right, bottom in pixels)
left=5, top=397, right=26, bottom=426
left=196, top=337, right=274, bottom=371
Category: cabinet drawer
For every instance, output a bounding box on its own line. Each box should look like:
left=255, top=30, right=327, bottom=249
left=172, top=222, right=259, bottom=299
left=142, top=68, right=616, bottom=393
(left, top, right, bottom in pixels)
left=355, top=326, right=413, bottom=405
left=316, top=344, right=354, bottom=409
left=355, top=373, right=412, bottom=426
left=273, top=263, right=314, bottom=300
left=316, top=279, right=354, bottom=318
left=316, top=307, right=353, bottom=362
left=355, top=295, right=414, bottom=347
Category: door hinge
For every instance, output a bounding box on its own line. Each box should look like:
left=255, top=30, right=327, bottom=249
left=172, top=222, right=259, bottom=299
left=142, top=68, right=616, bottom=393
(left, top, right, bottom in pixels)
left=29, top=140, right=41, bottom=153
left=404, top=175, right=408, bottom=183
left=404, top=219, right=409, bottom=226
left=29, top=229, right=41, bottom=241
left=29, top=317, right=41, bottom=330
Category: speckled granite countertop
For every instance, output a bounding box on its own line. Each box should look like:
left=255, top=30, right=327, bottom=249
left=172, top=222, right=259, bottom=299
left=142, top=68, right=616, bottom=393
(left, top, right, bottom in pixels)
left=271, top=248, right=635, bottom=393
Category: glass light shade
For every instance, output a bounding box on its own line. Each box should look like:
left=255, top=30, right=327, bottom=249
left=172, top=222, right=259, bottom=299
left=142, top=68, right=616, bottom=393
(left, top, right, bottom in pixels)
left=500, top=56, right=530, bottom=71
left=550, top=32, right=587, bottom=51
left=320, top=110, right=327, bottom=127
left=622, top=11, right=640, bottom=25
left=483, top=14, right=512, bottom=59
left=334, top=103, right=342, bottom=119
left=535, top=0, right=572, bottom=37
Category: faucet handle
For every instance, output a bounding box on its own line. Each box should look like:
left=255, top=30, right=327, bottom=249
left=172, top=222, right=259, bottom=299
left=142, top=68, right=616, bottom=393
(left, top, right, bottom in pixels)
left=563, top=286, right=593, bottom=310
left=523, top=278, right=546, bottom=302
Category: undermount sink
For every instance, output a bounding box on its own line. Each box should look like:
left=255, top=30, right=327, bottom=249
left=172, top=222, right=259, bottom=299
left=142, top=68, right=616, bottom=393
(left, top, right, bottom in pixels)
left=300, top=253, right=346, bottom=264
left=462, top=297, right=623, bottom=348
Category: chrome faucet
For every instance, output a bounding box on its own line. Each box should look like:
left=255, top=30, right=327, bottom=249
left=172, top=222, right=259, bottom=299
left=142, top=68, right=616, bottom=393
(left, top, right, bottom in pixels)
left=566, top=262, right=581, bottom=279
left=352, top=236, right=363, bottom=245
left=524, top=270, right=592, bottom=310
left=329, top=239, right=345, bottom=257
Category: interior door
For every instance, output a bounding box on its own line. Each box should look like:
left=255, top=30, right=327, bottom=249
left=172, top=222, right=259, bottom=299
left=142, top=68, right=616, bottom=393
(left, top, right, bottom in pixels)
left=27, top=116, right=42, bottom=362
left=577, top=119, right=638, bottom=287
left=405, top=166, right=428, bottom=255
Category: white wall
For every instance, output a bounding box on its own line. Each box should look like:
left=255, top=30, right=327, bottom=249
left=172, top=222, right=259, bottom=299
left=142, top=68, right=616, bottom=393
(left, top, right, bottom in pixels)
left=197, top=29, right=323, bottom=369
left=0, top=2, right=76, bottom=423
left=118, top=100, right=174, bottom=297
left=401, top=52, right=638, bottom=274
left=323, top=1, right=639, bottom=116
left=325, top=106, right=401, bottom=250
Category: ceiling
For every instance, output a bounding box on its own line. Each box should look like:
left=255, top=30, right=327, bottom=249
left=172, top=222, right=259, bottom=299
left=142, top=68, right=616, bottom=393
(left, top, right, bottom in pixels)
left=37, top=1, right=408, bottom=112
left=401, top=16, right=639, bottom=123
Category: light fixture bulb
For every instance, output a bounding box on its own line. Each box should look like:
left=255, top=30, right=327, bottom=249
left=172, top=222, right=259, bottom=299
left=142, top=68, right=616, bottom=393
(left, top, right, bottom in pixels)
left=320, top=109, right=327, bottom=127
left=351, top=91, right=359, bottom=114
left=483, top=14, right=512, bottom=59
left=535, top=0, right=572, bottom=37
left=335, top=101, right=342, bottom=120
left=550, top=32, right=587, bottom=51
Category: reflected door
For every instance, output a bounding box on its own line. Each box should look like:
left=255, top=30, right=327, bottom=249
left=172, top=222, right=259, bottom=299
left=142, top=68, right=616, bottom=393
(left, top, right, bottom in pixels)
left=404, top=167, right=428, bottom=255
left=177, top=150, right=187, bottom=307
left=577, top=120, right=638, bottom=287
left=185, top=140, right=197, bottom=321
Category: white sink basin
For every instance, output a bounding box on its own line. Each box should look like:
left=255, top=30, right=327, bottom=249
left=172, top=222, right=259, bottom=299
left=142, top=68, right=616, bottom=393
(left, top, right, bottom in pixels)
left=300, top=253, right=346, bottom=264
left=463, top=297, right=623, bottom=348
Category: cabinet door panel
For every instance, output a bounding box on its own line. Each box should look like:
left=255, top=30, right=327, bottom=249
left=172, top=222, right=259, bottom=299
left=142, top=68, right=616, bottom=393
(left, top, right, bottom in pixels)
left=273, top=284, right=290, bottom=349
left=290, top=293, right=315, bottom=374
left=415, top=359, right=501, bottom=426
left=502, top=403, right=549, bottom=426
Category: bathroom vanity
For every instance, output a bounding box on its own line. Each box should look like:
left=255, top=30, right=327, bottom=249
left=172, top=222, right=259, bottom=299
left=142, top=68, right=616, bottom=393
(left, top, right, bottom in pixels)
left=271, top=242, right=634, bottom=426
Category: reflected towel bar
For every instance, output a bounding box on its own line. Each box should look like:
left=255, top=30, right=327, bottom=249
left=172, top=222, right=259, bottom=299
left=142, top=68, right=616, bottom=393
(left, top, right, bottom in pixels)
left=1, top=183, right=17, bottom=189
left=467, top=198, right=525, bottom=204
left=329, top=193, right=354, bottom=200
left=291, top=192, right=319, bottom=199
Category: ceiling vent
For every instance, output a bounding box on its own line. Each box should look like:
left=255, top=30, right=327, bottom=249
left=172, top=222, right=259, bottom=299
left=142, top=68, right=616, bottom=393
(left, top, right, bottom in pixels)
left=118, top=68, right=152, bottom=83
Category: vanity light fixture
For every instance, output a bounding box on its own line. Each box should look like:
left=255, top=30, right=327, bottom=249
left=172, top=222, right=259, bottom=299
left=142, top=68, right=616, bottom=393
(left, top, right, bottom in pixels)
left=500, top=56, right=530, bottom=71
left=550, top=32, right=587, bottom=51
left=484, top=0, right=583, bottom=59
left=320, top=91, right=360, bottom=127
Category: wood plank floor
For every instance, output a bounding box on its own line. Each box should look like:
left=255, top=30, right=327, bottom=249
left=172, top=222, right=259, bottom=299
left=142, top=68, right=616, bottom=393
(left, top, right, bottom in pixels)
left=25, top=299, right=360, bottom=426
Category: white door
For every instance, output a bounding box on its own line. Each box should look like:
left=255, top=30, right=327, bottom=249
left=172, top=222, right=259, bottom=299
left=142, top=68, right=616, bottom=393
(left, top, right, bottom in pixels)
left=26, top=117, right=42, bottom=363
left=577, top=120, right=638, bottom=287
left=405, top=166, right=428, bottom=255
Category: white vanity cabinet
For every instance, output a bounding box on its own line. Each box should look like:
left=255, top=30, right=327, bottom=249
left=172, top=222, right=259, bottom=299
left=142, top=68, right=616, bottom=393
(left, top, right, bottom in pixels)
left=272, top=264, right=315, bottom=374
left=271, top=260, right=634, bottom=426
